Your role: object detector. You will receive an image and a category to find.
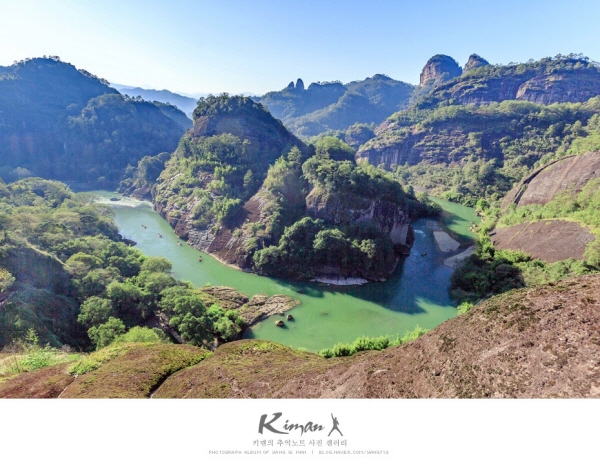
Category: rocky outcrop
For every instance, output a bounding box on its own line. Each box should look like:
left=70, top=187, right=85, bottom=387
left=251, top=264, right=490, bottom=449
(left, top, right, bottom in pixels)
left=419, top=54, right=462, bottom=86
left=435, top=69, right=600, bottom=107
left=502, top=151, right=600, bottom=209
left=492, top=151, right=600, bottom=262
left=305, top=189, right=414, bottom=252
left=153, top=274, right=600, bottom=398
left=196, top=286, right=299, bottom=328
left=491, top=220, right=595, bottom=262
left=463, top=54, right=490, bottom=73
left=419, top=58, right=600, bottom=108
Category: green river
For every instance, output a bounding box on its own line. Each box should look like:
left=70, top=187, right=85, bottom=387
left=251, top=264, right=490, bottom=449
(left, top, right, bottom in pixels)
left=89, top=192, right=479, bottom=352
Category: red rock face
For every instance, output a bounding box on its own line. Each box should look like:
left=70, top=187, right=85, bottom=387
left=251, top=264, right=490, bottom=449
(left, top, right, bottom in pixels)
left=502, top=151, right=600, bottom=209
left=305, top=188, right=413, bottom=250
left=516, top=71, right=600, bottom=105
left=419, top=55, right=462, bottom=86
left=494, top=151, right=600, bottom=262
left=491, top=220, right=595, bottom=262
left=463, top=54, right=490, bottom=73
left=429, top=68, right=600, bottom=107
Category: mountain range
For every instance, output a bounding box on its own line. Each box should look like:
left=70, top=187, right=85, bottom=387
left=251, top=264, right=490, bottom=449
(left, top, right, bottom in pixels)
left=112, top=84, right=200, bottom=118
left=1, top=52, right=600, bottom=398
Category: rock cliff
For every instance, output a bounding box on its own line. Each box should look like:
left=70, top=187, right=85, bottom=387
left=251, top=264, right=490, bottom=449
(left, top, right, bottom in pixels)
left=463, top=53, right=490, bottom=73
left=502, top=151, right=600, bottom=209
left=419, top=54, right=462, bottom=86
left=417, top=55, right=600, bottom=108
left=305, top=189, right=413, bottom=252
left=491, top=151, right=600, bottom=262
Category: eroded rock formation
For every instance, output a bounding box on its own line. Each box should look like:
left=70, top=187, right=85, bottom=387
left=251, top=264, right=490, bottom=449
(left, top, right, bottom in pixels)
left=502, top=151, right=600, bottom=209
left=419, top=54, right=462, bottom=86
left=463, top=54, right=490, bottom=73
left=305, top=189, right=413, bottom=252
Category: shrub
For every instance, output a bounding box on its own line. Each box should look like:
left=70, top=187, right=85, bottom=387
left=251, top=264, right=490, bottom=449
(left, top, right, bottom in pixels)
left=112, top=326, right=169, bottom=344
left=318, top=326, right=429, bottom=358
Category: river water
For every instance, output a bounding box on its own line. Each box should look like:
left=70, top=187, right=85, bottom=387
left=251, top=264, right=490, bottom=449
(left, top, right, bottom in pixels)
left=89, top=191, right=479, bottom=351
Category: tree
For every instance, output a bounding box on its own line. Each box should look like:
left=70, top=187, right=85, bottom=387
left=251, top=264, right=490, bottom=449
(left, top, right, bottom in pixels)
left=87, top=317, right=126, bottom=349
left=0, top=268, right=15, bottom=293
left=78, top=296, right=114, bottom=328
left=140, top=256, right=172, bottom=273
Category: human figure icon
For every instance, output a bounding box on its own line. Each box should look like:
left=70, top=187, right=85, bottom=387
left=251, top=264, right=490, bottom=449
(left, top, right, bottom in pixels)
left=328, top=414, right=343, bottom=436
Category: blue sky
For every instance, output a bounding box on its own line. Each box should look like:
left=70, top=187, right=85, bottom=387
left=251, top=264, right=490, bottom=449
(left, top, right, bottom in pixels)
left=1, top=0, right=600, bottom=95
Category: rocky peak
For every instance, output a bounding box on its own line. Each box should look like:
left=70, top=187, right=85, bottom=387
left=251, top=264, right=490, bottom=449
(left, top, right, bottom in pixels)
left=419, top=54, right=462, bottom=86
left=191, top=95, right=303, bottom=150
left=463, top=54, right=490, bottom=73
left=286, top=81, right=295, bottom=90
left=295, top=78, right=305, bottom=91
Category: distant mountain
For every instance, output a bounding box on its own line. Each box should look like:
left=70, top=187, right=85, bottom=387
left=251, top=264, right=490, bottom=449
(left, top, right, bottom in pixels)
left=113, top=85, right=199, bottom=117
left=151, top=101, right=192, bottom=130
left=0, top=57, right=186, bottom=185
left=256, top=75, right=415, bottom=138
left=356, top=54, right=600, bottom=205
left=416, top=53, right=600, bottom=108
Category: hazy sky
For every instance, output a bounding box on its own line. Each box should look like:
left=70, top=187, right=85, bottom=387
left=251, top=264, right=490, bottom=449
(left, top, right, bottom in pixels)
left=2, top=0, right=600, bottom=95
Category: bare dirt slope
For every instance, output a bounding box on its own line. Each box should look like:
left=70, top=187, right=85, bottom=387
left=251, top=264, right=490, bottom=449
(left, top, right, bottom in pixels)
left=0, top=363, right=75, bottom=398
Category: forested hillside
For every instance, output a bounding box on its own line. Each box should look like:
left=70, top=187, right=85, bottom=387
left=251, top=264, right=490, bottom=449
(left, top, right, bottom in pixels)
left=0, top=57, right=187, bottom=186
left=257, top=74, right=414, bottom=138
left=149, top=95, right=436, bottom=281
left=0, top=177, right=293, bottom=351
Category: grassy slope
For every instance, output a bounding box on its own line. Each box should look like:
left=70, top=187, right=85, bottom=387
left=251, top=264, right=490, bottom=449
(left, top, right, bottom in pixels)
left=0, top=343, right=210, bottom=398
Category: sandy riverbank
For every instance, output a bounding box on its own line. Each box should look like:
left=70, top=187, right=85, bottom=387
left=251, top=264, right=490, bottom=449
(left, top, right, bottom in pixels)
left=433, top=231, right=460, bottom=252
left=313, top=276, right=369, bottom=286
left=443, top=246, right=476, bottom=268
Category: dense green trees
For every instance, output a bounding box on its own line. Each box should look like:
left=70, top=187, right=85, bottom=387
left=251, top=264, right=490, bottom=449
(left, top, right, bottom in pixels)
left=0, top=178, right=245, bottom=350
left=0, top=57, right=186, bottom=186
left=450, top=237, right=597, bottom=304
left=382, top=97, right=600, bottom=206
left=251, top=150, right=409, bottom=279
